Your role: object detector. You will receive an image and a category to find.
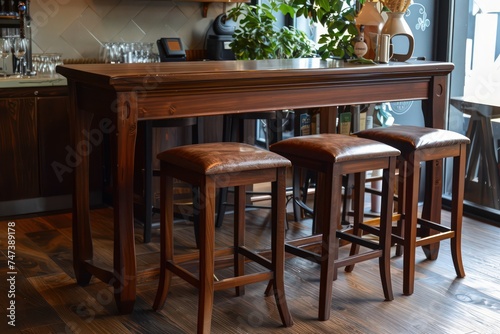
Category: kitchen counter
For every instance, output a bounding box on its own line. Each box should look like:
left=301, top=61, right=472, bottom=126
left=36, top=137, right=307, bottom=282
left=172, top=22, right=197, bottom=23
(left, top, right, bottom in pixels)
left=0, top=74, right=67, bottom=88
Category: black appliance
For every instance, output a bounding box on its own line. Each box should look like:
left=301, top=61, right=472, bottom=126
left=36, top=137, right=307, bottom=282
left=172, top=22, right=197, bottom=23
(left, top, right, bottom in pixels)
left=206, top=14, right=236, bottom=60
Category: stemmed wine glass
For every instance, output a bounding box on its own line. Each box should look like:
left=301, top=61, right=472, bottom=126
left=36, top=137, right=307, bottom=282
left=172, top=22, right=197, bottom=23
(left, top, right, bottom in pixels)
left=0, top=38, right=11, bottom=78
left=13, top=37, right=27, bottom=77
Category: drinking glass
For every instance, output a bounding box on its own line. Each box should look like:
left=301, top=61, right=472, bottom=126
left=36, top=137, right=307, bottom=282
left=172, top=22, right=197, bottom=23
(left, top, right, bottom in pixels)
left=13, top=37, right=27, bottom=77
left=0, top=38, right=11, bottom=77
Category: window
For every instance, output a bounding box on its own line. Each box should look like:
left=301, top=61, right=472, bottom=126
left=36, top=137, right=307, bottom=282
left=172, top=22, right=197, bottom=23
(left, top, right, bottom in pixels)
left=448, top=0, right=500, bottom=222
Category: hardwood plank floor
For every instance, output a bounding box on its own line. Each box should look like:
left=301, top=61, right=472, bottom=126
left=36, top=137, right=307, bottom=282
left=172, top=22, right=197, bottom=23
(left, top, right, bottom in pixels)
left=1, top=203, right=500, bottom=333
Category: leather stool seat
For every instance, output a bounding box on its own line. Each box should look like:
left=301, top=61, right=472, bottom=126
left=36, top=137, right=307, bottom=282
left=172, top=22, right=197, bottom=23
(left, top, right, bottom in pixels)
left=153, top=142, right=293, bottom=332
left=356, top=125, right=470, bottom=153
left=270, top=134, right=400, bottom=321
left=355, top=125, right=470, bottom=295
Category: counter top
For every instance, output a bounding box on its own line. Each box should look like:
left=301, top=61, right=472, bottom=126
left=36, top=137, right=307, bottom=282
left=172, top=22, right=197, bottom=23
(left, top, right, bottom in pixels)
left=0, top=74, right=67, bottom=88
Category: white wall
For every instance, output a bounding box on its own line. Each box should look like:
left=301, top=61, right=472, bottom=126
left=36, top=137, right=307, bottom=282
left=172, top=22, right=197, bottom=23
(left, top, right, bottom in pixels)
left=29, top=0, right=225, bottom=60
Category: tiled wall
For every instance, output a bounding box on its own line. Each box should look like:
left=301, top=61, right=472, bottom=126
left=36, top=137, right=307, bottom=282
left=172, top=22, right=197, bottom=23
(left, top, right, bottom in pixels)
left=30, top=0, right=226, bottom=60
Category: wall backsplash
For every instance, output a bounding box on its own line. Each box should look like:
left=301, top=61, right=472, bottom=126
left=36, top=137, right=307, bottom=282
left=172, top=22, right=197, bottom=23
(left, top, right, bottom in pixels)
left=30, top=0, right=226, bottom=60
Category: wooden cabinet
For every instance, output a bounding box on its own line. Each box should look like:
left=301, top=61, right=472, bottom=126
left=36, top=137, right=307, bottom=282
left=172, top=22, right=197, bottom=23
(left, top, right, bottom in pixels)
left=0, top=96, right=38, bottom=201
left=0, top=86, right=102, bottom=217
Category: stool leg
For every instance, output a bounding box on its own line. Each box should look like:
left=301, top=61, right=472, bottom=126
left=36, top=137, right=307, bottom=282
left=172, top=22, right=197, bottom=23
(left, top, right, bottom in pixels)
left=403, top=156, right=420, bottom=296
left=421, top=159, right=442, bottom=261
left=292, top=167, right=303, bottom=222
left=394, top=159, right=406, bottom=257
left=317, top=170, right=341, bottom=321
left=378, top=159, right=395, bottom=301
left=215, top=187, right=228, bottom=228
left=198, top=178, right=217, bottom=333
left=153, top=167, right=174, bottom=310
left=345, top=172, right=366, bottom=273
left=270, top=168, right=293, bottom=327
left=341, top=174, right=353, bottom=226
left=450, top=149, right=466, bottom=278
left=234, top=185, right=246, bottom=296
left=192, top=187, right=201, bottom=248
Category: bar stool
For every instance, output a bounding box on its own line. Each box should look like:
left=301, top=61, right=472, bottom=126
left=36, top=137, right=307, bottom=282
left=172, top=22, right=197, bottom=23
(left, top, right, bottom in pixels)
left=152, top=142, right=293, bottom=333
left=355, top=125, right=470, bottom=295
left=270, top=134, right=400, bottom=321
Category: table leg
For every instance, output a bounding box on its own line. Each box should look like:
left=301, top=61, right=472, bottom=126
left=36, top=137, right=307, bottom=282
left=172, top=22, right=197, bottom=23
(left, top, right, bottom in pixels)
left=421, top=75, right=447, bottom=259
left=319, top=106, right=338, bottom=134
left=68, top=82, right=93, bottom=286
left=112, top=93, right=139, bottom=313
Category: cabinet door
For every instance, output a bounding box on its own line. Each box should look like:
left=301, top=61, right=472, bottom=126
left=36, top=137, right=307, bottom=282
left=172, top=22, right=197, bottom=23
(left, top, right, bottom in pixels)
left=38, top=95, right=103, bottom=197
left=37, top=96, right=72, bottom=197
left=0, top=97, right=39, bottom=201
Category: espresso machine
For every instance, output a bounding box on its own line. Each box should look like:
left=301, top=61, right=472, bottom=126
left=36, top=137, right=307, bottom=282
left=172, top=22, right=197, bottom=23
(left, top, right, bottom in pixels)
left=206, top=13, right=236, bottom=60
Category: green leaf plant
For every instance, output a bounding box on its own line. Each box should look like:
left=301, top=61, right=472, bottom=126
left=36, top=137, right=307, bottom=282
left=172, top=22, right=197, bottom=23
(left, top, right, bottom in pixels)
left=227, top=0, right=316, bottom=60
left=227, top=0, right=361, bottom=60
left=293, top=0, right=359, bottom=59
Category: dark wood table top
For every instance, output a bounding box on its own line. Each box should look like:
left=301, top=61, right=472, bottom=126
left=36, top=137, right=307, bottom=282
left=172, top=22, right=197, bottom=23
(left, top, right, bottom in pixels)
left=57, top=58, right=454, bottom=90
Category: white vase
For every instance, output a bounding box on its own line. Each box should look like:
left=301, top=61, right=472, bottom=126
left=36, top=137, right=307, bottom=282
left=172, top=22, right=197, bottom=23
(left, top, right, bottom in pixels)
left=381, top=12, right=414, bottom=62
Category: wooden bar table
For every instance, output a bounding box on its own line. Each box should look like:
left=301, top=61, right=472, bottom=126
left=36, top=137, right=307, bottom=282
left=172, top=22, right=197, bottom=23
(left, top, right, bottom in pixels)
left=56, top=58, right=454, bottom=313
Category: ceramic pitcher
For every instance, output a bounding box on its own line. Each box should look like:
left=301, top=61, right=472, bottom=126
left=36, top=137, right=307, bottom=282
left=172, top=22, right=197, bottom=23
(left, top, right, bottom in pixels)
left=381, top=12, right=414, bottom=62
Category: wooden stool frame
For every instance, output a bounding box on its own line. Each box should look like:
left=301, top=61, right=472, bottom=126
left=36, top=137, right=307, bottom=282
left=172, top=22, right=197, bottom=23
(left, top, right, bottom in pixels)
left=281, top=149, right=397, bottom=321
left=355, top=126, right=469, bottom=296
left=153, top=157, right=293, bottom=333
left=394, top=143, right=467, bottom=295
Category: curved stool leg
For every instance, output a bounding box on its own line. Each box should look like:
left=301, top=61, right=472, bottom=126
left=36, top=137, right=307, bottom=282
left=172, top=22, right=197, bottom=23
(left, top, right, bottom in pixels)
left=450, top=153, right=466, bottom=278
left=378, top=164, right=395, bottom=301
left=153, top=171, right=174, bottom=310
left=271, top=170, right=293, bottom=326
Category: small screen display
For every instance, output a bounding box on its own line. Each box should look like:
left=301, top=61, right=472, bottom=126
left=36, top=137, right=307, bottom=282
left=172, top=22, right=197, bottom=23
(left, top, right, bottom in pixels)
left=167, top=40, right=182, bottom=51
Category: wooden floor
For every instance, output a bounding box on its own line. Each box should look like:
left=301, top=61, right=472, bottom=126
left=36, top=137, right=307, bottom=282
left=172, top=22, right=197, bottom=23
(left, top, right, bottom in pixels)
left=1, top=200, right=500, bottom=334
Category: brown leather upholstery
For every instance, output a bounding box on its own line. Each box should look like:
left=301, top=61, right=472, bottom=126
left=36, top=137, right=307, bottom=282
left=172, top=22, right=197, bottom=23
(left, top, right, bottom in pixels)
left=157, top=142, right=291, bottom=175
left=270, top=133, right=400, bottom=163
left=355, top=125, right=470, bottom=152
